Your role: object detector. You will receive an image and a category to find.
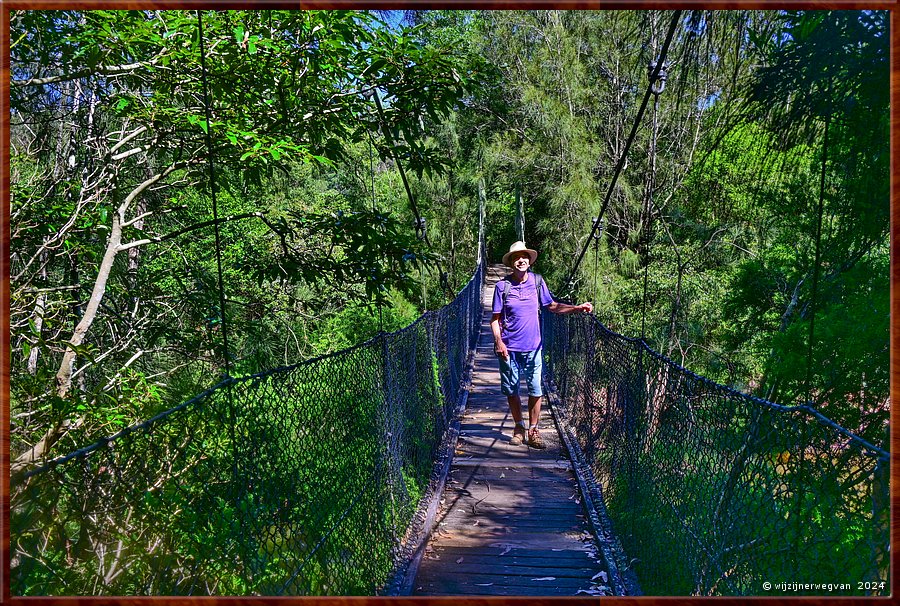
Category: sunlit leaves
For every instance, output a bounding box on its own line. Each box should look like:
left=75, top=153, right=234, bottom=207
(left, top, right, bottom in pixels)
left=253, top=208, right=439, bottom=310
left=11, top=9, right=470, bottom=187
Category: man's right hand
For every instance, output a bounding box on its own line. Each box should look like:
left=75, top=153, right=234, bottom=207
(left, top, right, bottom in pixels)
left=495, top=341, right=509, bottom=360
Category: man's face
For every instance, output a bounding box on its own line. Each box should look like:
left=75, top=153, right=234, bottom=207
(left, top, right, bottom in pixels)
left=510, top=252, right=531, bottom=271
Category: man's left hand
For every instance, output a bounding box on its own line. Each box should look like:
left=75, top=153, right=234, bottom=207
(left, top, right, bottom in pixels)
left=579, top=302, right=593, bottom=314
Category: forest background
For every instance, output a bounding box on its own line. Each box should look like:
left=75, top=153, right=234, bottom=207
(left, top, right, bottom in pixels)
left=8, top=9, right=889, bottom=472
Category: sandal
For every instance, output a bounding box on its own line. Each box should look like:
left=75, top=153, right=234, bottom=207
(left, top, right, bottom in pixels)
left=510, top=426, right=527, bottom=446
left=528, top=428, right=546, bottom=449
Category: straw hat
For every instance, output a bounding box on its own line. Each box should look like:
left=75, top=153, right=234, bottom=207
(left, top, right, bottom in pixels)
left=502, top=241, right=538, bottom=267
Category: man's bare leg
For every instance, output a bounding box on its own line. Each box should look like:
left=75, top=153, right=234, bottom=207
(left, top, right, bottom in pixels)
left=507, top=395, right=527, bottom=444
left=527, top=395, right=542, bottom=428
left=507, top=394, right=524, bottom=425
left=527, top=395, right=546, bottom=448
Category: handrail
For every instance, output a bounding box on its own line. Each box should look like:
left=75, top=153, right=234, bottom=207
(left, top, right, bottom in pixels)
left=12, top=256, right=486, bottom=596
left=542, top=309, right=890, bottom=596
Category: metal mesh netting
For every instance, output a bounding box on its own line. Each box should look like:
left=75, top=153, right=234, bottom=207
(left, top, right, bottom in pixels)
left=11, top=260, right=485, bottom=596
left=542, top=312, right=889, bottom=596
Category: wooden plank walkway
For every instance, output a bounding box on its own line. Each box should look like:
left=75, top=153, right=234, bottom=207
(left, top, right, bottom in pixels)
left=411, top=265, right=612, bottom=597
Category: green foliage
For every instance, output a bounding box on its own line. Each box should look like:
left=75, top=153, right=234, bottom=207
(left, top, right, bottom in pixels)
left=258, top=208, right=439, bottom=308
left=598, top=384, right=887, bottom=596
left=10, top=7, right=475, bottom=463
left=307, top=290, right=418, bottom=355
left=9, top=7, right=890, bottom=597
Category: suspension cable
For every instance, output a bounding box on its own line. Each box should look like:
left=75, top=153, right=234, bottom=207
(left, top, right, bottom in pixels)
left=368, top=131, right=384, bottom=332
left=196, top=11, right=232, bottom=377
left=640, top=81, right=662, bottom=343
left=563, top=9, right=682, bottom=294
left=369, top=89, right=430, bottom=247
left=806, top=108, right=830, bottom=404
left=367, top=88, right=450, bottom=315
left=196, top=11, right=245, bottom=560
left=592, top=223, right=601, bottom=310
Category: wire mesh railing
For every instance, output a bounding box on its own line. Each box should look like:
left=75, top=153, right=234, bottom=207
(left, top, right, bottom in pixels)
left=11, top=258, right=485, bottom=596
left=542, top=311, right=889, bottom=596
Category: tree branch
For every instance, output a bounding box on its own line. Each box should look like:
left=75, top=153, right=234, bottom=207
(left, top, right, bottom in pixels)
left=109, top=125, right=149, bottom=155
left=116, top=211, right=264, bottom=252
left=13, top=60, right=160, bottom=88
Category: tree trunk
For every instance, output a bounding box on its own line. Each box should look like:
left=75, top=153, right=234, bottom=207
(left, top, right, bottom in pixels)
left=13, top=210, right=123, bottom=471
left=26, top=251, right=49, bottom=374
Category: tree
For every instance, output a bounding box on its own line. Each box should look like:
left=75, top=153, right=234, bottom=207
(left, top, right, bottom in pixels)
left=731, top=10, right=889, bottom=432
left=10, top=9, right=469, bottom=471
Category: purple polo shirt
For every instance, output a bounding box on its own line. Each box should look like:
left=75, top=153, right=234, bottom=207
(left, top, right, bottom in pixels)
left=492, top=272, right=554, bottom=352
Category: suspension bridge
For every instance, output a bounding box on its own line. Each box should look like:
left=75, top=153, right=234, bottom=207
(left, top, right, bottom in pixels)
left=10, top=233, right=890, bottom=596
left=8, top=10, right=889, bottom=596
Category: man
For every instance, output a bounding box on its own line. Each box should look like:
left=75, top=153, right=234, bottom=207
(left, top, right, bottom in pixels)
left=491, top=241, right=593, bottom=448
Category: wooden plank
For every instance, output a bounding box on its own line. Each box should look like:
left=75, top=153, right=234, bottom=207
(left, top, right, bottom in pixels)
left=446, top=470, right=572, bottom=482
left=413, top=584, right=589, bottom=596
left=442, top=508, right=585, bottom=521
left=451, top=468, right=574, bottom=478
left=414, top=573, right=599, bottom=593
left=445, top=481, right=575, bottom=491
left=438, top=523, right=583, bottom=536
left=447, top=474, right=575, bottom=486
left=445, top=473, right=577, bottom=486
left=432, top=525, right=591, bottom=539
left=419, top=561, right=597, bottom=578
left=424, top=547, right=599, bottom=564
left=440, top=495, right=581, bottom=508
left=438, top=519, right=583, bottom=533
left=441, top=495, right=580, bottom=509
left=427, top=532, right=592, bottom=550
left=456, top=428, right=519, bottom=435
left=445, top=477, right=577, bottom=490
left=452, top=512, right=584, bottom=524
left=455, top=429, right=557, bottom=439
left=440, top=504, right=583, bottom=519
left=451, top=458, right=572, bottom=469
left=445, top=471, right=575, bottom=483
left=454, top=494, right=582, bottom=504
left=424, top=535, right=589, bottom=551
left=447, top=511, right=584, bottom=522
left=442, top=510, right=586, bottom=521
left=449, top=463, right=572, bottom=474
left=442, top=505, right=583, bottom=518
left=420, top=558, right=596, bottom=570
left=442, top=487, right=580, bottom=500
left=413, top=582, right=598, bottom=596
left=459, top=412, right=555, bottom=421
left=443, top=488, right=579, bottom=500
left=448, top=468, right=576, bottom=481
left=457, top=429, right=560, bottom=438
left=416, top=572, right=598, bottom=589
left=451, top=454, right=557, bottom=466
left=443, top=518, right=586, bottom=530
left=444, top=516, right=584, bottom=526
left=452, top=442, right=547, bottom=452
left=456, top=434, right=558, bottom=446
left=444, top=477, right=578, bottom=489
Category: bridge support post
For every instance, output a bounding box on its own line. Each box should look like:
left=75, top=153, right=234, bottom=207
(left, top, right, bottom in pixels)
left=515, top=184, right=525, bottom=242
